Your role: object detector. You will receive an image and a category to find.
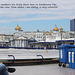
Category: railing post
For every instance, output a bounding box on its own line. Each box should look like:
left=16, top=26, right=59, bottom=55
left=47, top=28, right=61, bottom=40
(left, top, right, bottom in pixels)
left=37, top=55, right=43, bottom=64
left=8, top=55, right=15, bottom=65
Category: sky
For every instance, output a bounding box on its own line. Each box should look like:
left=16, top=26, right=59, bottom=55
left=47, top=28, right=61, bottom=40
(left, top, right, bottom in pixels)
left=0, top=0, right=75, bottom=34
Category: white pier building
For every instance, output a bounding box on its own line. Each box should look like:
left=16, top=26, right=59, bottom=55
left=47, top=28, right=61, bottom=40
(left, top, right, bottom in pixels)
left=0, top=25, right=74, bottom=48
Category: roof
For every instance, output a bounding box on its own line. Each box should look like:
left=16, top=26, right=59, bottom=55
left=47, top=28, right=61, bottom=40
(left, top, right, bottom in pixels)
left=30, top=41, right=57, bottom=44
left=15, top=25, right=21, bottom=30
left=53, top=27, right=59, bottom=31
left=60, top=27, right=63, bottom=30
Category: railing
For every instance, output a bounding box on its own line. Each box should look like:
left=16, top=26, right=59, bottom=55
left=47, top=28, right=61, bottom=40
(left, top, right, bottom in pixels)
left=37, top=55, right=43, bottom=64
left=8, top=55, right=15, bottom=65
left=0, top=46, right=59, bottom=50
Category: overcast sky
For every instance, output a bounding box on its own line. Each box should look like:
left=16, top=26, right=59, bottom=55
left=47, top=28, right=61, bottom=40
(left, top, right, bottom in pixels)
left=0, top=0, right=75, bottom=34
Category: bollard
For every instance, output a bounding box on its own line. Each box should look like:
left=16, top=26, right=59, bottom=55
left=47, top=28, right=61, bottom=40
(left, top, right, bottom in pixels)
left=0, top=64, right=8, bottom=75
left=8, top=55, right=16, bottom=73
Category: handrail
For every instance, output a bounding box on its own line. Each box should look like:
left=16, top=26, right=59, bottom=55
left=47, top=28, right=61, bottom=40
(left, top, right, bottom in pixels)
left=8, top=55, right=15, bottom=65
left=37, top=55, right=43, bottom=64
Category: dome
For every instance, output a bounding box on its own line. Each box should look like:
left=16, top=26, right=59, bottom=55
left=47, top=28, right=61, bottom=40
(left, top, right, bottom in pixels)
left=53, top=27, right=59, bottom=31
left=15, top=25, right=21, bottom=30
left=19, top=29, right=23, bottom=31
left=48, top=33, right=51, bottom=35
left=60, top=27, right=63, bottom=30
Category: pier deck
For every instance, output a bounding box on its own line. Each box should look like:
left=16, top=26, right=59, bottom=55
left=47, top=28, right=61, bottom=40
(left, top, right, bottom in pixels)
left=9, top=64, right=75, bottom=75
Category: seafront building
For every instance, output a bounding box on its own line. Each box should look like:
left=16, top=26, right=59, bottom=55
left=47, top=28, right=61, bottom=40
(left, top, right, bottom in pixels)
left=0, top=25, right=74, bottom=48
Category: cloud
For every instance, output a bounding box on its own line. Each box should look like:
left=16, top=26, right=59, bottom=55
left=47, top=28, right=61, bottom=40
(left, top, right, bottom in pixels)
left=0, top=0, right=75, bottom=22
left=0, top=20, right=9, bottom=23
left=1, top=26, right=13, bottom=29
left=0, top=26, right=13, bottom=34
left=13, top=16, right=73, bottom=22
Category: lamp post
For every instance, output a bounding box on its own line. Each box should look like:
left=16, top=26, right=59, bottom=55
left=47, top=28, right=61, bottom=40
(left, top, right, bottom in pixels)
left=43, top=31, right=46, bottom=49
left=33, top=34, right=36, bottom=48
left=26, top=37, right=28, bottom=47
left=60, top=29, right=63, bottom=45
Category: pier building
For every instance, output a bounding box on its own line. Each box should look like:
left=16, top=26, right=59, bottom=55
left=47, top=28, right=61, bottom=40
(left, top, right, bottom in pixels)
left=0, top=24, right=74, bottom=48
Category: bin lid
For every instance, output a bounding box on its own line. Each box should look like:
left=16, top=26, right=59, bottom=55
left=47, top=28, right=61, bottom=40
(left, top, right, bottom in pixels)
left=68, top=48, right=75, bottom=52
left=59, top=44, right=75, bottom=49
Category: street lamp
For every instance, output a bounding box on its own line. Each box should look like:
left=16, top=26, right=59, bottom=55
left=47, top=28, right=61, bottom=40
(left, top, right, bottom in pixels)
left=60, top=27, right=63, bottom=45
left=33, top=34, right=36, bottom=48
left=43, top=31, right=46, bottom=49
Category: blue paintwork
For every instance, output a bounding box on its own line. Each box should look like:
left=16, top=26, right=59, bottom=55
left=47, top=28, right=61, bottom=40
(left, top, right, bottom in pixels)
left=59, top=44, right=75, bottom=64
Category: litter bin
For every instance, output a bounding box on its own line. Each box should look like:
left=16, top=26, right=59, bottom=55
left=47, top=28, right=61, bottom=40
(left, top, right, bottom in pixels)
left=68, top=49, right=75, bottom=69
left=72, top=51, right=75, bottom=69
left=68, top=51, right=72, bottom=68
left=59, top=44, right=69, bottom=67
left=59, top=44, right=75, bottom=67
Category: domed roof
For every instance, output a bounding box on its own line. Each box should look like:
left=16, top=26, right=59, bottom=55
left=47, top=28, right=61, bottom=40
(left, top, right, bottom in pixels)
left=19, top=29, right=23, bottom=31
left=53, top=27, right=59, bottom=31
left=15, top=25, right=21, bottom=30
left=48, top=33, right=51, bottom=35
left=60, top=27, right=63, bottom=30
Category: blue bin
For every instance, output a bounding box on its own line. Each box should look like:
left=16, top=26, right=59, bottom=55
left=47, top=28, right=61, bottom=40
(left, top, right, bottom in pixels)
left=68, top=48, right=75, bottom=69
left=59, top=44, right=75, bottom=67
left=67, top=47, right=75, bottom=69
left=71, top=51, right=75, bottom=69
left=71, top=48, right=75, bottom=69
left=59, top=44, right=69, bottom=64
left=68, top=51, right=72, bottom=68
